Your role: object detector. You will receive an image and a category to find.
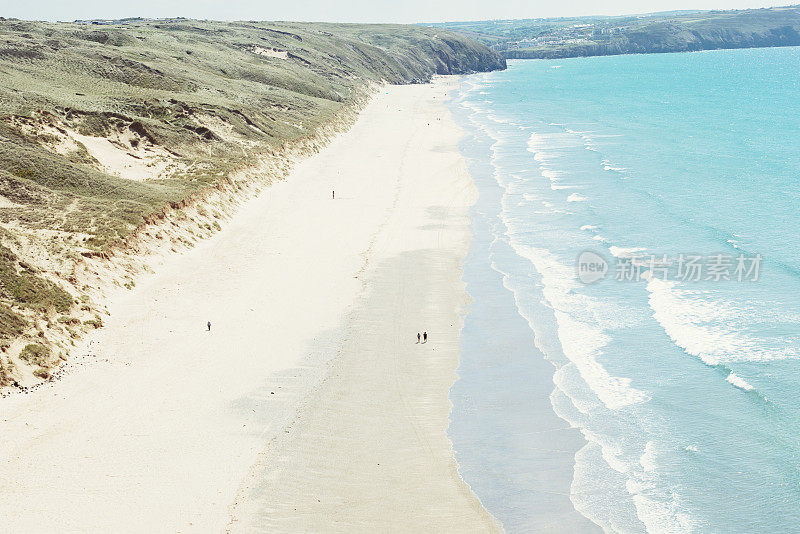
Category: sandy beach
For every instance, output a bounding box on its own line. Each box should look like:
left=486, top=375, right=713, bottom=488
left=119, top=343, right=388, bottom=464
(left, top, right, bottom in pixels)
left=0, top=79, right=498, bottom=532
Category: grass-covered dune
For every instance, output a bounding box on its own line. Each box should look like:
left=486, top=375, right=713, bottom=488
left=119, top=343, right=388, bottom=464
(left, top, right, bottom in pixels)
left=0, top=18, right=504, bottom=387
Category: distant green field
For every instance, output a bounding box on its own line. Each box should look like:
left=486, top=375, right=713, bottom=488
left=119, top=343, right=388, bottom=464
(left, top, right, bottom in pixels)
left=0, top=18, right=504, bottom=384
left=430, top=5, right=800, bottom=58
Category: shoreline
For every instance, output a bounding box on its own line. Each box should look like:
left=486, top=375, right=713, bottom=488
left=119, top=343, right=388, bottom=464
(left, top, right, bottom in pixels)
left=228, top=248, right=499, bottom=532
left=227, top=77, right=500, bottom=532
left=0, top=78, right=499, bottom=531
left=446, top=76, right=601, bottom=531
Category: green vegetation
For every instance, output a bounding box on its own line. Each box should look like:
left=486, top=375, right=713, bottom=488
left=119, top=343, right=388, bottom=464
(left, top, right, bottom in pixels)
left=0, top=303, right=27, bottom=345
left=33, top=367, right=50, bottom=379
left=431, top=5, right=800, bottom=58
left=19, top=343, right=50, bottom=366
left=83, top=317, right=103, bottom=329
left=0, top=18, right=503, bottom=385
left=0, top=19, right=503, bottom=250
left=0, top=245, right=73, bottom=312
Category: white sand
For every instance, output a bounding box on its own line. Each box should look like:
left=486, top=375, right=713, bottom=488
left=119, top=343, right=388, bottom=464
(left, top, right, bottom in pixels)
left=0, top=79, right=497, bottom=532
left=250, top=46, right=289, bottom=59
left=68, top=129, right=182, bottom=181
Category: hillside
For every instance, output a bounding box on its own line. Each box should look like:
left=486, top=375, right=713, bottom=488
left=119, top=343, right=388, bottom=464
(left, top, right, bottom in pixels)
left=0, top=18, right=504, bottom=388
left=431, top=5, right=800, bottom=59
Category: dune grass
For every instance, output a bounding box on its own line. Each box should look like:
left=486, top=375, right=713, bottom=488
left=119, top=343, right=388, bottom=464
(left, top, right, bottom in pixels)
left=0, top=18, right=503, bottom=383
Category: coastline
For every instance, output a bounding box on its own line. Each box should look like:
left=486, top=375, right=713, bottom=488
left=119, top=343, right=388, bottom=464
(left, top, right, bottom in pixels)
left=0, top=19, right=506, bottom=391
left=446, top=75, right=602, bottom=531
left=0, top=78, right=498, bottom=531
left=227, top=77, right=500, bottom=532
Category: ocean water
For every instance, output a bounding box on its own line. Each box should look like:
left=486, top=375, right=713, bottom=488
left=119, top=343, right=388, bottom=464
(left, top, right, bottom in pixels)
left=448, top=48, right=800, bottom=533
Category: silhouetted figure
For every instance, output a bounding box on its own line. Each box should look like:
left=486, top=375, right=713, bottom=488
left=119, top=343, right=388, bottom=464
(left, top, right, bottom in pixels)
left=332, top=190, right=335, bottom=200
left=423, top=331, right=427, bottom=343
left=207, top=321, right=211, bottom=331
left=417, top=333, right=421, bottom=344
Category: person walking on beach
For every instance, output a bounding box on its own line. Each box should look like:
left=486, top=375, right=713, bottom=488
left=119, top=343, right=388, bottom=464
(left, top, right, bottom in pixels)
left=423, top=331, right=427, bottom=343
left=417, top=332, right=421, bottom=344
left=207, top=321, right=211, bottom=331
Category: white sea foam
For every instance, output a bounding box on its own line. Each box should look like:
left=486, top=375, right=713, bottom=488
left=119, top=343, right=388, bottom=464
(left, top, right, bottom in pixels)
left=552, top=366, right=595, bottom=415
left=609, top=246, right=645, bottom=258
left=573, top=423, right=698, bottom=533
left=572, top=442, right=642, bottom=533
left=630, top=493, right=698, bottom=534
left=537, top=201, right=569, bottom=214
left=540, top=169, right=561, bottom=182
left=646, top=277, right=739, bottom=366
left=509, top=243, right=649, bottom=410
left=604, top=164, right=627, bottom=172
left=459, top=101, right=487, bottom=115
left=599, top=158, right=627, bottom=173
left=567, top=193, right=587, bottom=202
left=578, top=133, right=600, bottom=152
left=583, top=429, right=633, bottom=474
left=640, top=441, right=657, bottom=472
left=726, top=371, right=754, bottom=391
left=579, top=133, right=599, bottom=151
left=463, top=81, right=705, bottom=534
left=528, top=131, right=584, bottom=151
left=487, top=114, right=512, bottom=124
left=644, top=276, right=797, bottom=365
left=627, top=442, right=699, bottom=533
left=526, top=132, right=542, bottom=152
left=555, top=311, right=644, bottom=410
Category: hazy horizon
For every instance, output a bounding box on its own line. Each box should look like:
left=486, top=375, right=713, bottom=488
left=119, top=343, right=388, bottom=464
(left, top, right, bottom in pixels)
left=0, top=0, right=794, bottom=24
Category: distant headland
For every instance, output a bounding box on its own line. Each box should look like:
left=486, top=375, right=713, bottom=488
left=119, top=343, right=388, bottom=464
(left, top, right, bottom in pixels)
left=430, top=5, right=800, bottom=59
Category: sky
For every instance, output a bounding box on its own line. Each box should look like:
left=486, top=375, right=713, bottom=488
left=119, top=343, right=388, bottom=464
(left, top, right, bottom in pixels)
left=0, top=0, right=793, bottom=23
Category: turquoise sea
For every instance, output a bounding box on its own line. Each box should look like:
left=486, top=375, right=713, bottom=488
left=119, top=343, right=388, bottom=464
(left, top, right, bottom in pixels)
left=449, top=48, right=800, bottom=532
